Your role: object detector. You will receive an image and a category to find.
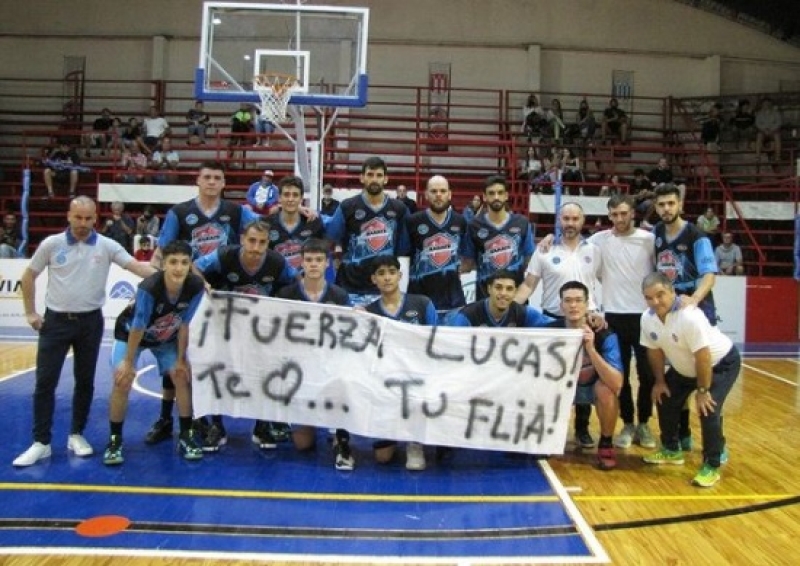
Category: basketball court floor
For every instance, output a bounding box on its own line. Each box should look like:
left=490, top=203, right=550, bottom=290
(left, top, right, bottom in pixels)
left=1, top=327, right=799, bottom=565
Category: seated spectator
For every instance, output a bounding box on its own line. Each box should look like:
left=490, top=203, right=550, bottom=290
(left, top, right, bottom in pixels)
left=142, top=106, right=171, bottom=151
left=601, top=97, right=629, bottom=144
left=320, top=184, right=340, bottom=216
left=396, top=185, right=417, bottom=213
left=150, top=138, right=180, bottom=184
left=629, top=167, right=650, bottom=194
left=696, top=207, right=720, bottom=242
left=134, top=236, right=155, bottom=262
left=462, top=194, right=483, bottom=222
left=599, top=174, right=626, bottom=197
left=0, top=212, right=21, bottom=258
left=43, top=139, right=81, bottom=198
left=522, top=94, right=547, bottom=141
left=700, top=102, right=723, bottom=150
left=569, top=98, right=597, bottom=147
left=135, top=204, right=160, bottom=238
left=246, top=169, right=279, bottom=214
left=755, top=97, right=782, bottom=159
left=186, top=100, right=211, bottom=145
left=229, top=103, right=254, bottom=162
left=560, top=147, right=584, bottom=195
left=117, top=145, right=149, bottom=183
left=545, top=98, right=566, bottom=141
left=731, top=98, right=756, bottom=147
left=648, top=157, right=686, bottom=199
left=121, top=117, right=149, bottom=154
left=84, top=108, right=114, bottom=156
left=101, top=201, right=135, bottom=252
left=521, top=146, right=543, bottom=188
left=254, top=108, right=276, bottom=146
left=715, top=232, right=745, bottom=276
left=630, top=169, right=656, bottom=228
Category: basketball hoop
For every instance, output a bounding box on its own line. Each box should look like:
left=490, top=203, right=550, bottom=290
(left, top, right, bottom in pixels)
left=253, top=72, right=301, bottom=124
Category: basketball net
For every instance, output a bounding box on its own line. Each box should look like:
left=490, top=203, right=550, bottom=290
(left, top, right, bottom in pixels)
left=253, top=72, right=301, bottom=124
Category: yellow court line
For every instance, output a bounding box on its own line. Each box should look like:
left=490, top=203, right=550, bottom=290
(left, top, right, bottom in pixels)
left=0, top=482, right=560, bottom=504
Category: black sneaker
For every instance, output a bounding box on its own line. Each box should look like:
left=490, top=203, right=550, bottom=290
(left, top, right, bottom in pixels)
left=576, top=430, right=595, bottom=449
left=334, top=441, right=355, bottom=471
left=269, top=422, right=292, bottom=442
left=178, top=430, right=203, bottom=461
left=251, top=421, right=277, bottom=450
left=144, top=417, right=173, bottom=445
left=202, top=423, right=228, bottom=452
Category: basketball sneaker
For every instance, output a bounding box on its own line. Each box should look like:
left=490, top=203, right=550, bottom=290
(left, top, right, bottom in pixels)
left=406, top=442, right=426, bottom=471
left=178, top=430, right=203, bottom=461
left=692, top=463, right=721, bottom=487
left=614, top=423, right=636, bottom=448
left=334, top=440, right=355, bottom=471
left=252, top=421, right=277, bottom=450
left=635, top=423, right=657, bottom=448
left=576, top=429, right=595, bottom=449
left=596, top=446, right=617, bottom=471
left=103, top=435, right=124, bottom=466
left=144, top=417, right=173, bottom=445
left=202, top=423, right=227, bottom=452
left=643, top=448, right=684, bottom=465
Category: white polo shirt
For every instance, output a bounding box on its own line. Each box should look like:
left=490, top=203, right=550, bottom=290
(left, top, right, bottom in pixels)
left=589, top=228, right=654, bottom=314
left=525, top=239, right=602, bottom=315
left=28, top=229, right=134, bottom=312
left=639, top=301, right=733, bottom=377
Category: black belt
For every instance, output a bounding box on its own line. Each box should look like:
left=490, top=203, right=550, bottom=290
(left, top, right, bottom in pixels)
left=47, top=308, right=102, bottom=320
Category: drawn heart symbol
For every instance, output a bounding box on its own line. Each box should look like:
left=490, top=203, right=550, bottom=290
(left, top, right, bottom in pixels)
left=262, top=361, right=303, bottom=405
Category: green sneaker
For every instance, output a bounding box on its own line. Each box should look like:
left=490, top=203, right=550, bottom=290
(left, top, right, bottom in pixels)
left=103, top=435, right=124, bottom=466
left=693, top=463, right=721, bottom=487
left=178, top=430, right=204, bottom=461
left=643, top=448, right=684, bottom=465
left=680, top=435, right=693, bottom=451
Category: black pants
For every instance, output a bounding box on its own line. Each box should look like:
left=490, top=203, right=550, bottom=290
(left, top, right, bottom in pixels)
left=33, top=309, right=104, bottom=444
left=606, top=312, right=655, bottom=425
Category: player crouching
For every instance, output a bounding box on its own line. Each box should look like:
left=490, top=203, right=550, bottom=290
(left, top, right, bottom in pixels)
left=104, top=241, right=206, bottom=465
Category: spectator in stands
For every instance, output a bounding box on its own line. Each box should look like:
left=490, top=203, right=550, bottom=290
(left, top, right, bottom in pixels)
left=755, top=97, right=782, bottom=160
left=150, top=138, right=180, bottom=184
left=630, top=169, right=656, bottom=228
left=0, top=212, right=21, bottom=258
left=229, top=103, right=253, bottom=163
left=44, top=139, right=81, bottom=199
left=545, top=98, right=566, bottom=142
left=601, top=97, right=629, bottom=144
left=560, top=147, right=584, bottom=195
left=715, top=232, right=745, bottom=276
left=101, top=201, right=135, bottom=252
left=246, top=169, right=279, bottom=214
left=320, top=184, right=339, bottom=216
left=118, top=145, right=149, bottom=184
left=121, top=117, right=149, bottom=155
left=700, top=102, right=723, bottom=151
left=396, top=185, right=417, bottom=213
left=462, top=194, right=483, bottom=222
left=254, top=108, right=276, bottom=146
left=731, top=98, right=756, bottom=148
left=570, top=98, right=597, bottom=151
left=186, top=100, right=211, bottom=145
left=521, top=146, right=543, bottom=189
left=696, top=207, right=720, bottom=242
left=134, top=236, right=155, bottom=262
left=136, top=204, right=160, bottom=238
left=142, top=106, right=171, bottom=151
left=84, top=108, right=114, bottom=157
left=648, top=157, right=686, bottom=199
left=522, top=94, right=546, bottom=141
left=600, top=174, right=625, bottom=197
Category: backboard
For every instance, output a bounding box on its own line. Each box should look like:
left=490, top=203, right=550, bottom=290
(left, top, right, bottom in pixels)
left=196, top=2, right=369, bottom=108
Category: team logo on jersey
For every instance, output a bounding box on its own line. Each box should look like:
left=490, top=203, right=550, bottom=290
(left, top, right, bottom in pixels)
left=185, top=214, right=199, bottom=226
left=192, top=223, right=226, bottom=256
left=417, top=224, right=430, bottom=235
left=477, top=228, right=489, bottom=239
left=275, top=241, right=303, bottom=268
left=650, top=331, right=658, bottom=340
left=509, top=226, right=522, bottom=234
left=355, top=209, right=366, bottom=220
left=362, top=218, right=391, bottom=253
left=552, top=257, right=562, bottom=265
left=55, top=248, right=68, bottom=265
left=423, top=233, right=456, bottom=268
left=677, top=244, right=688, bottom=252
left=147, top=312, right=182, bottom=343
left=269, top=230, right=280, bottom=242
left=220, top=215, right=231, bottom=223
left=657, top=250, right=681, bottom=281
left=485, top=235, right=514, bottom=268
left=300, top=229, right=313, bottom=238
left=227, top=273, right=240, bottom=282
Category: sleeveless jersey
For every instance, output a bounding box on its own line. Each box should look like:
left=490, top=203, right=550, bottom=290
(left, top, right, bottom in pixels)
left=114, top=271, right=205, bottom=348
left=365, top=293, right=437, bottom=325
left=198, top=245, right=294, bottom=297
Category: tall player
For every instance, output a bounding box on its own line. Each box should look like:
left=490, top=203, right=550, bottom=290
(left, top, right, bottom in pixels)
left=326, top=156, right=411, bottom=306
left=653, top=183, right=718, bottom=450
left=276, top=239, right=355, bottom=471
left=466, top=175, right=535, bottom=300
left=144, top=160, right=261, bottom=445
left=193, top=219, right=297, bottom=451
left=406, top=175, right=472, bottom=322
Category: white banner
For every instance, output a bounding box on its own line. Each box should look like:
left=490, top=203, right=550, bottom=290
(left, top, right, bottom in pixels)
left=189, top=292, right=585, bottom=455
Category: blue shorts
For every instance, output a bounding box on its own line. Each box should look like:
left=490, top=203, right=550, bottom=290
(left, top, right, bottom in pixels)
left=111, top=339, right=178, bottom=376
left=574, top=383, right=596, bottom=405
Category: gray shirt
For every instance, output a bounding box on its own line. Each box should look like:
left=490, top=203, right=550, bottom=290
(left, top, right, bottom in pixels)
left=714, top=243, right=742, bottom=270
left=29, top=229, right=133, bottom=312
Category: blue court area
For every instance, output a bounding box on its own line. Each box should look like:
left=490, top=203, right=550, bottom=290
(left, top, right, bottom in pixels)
left=0, top=338, right=605, bottom=563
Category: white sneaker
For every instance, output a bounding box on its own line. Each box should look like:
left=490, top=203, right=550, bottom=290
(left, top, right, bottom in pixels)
left=13, top=442, right=52, bottom=467
left=614, top=423, right=636, bottom=448
left=67, top=434, right=94, bottom=457
left=405, top=442, right=426, bottom=471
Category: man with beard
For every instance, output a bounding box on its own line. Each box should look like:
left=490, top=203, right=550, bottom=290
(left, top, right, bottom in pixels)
left=653, top=183, right=718, bottom=452
left=193, top=219, right=297, bottom=452
left=465, top=175, right=535, bottom=300
left=406, top=175, right=473, bottom=322
left=326, top=156, right=411, bottom=306
left=513, top=202, right=602, bottom=450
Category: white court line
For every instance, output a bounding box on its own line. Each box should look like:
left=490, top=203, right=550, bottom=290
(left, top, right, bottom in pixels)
left=742, top=362, right=799, bottom=387
left=131, top=365, right=161, bottom=399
